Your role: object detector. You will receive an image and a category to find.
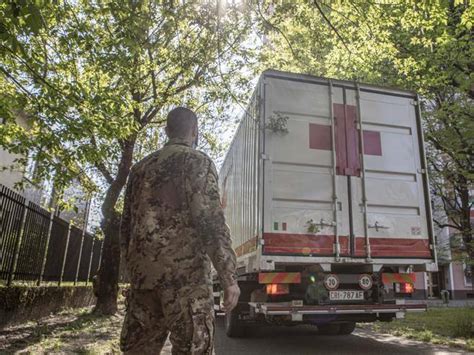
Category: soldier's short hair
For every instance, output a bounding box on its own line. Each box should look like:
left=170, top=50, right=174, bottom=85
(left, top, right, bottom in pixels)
left=166, top=107, right=197, bottom=138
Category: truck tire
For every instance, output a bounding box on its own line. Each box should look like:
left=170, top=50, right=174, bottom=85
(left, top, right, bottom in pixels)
left=338, top=322, right=356, bottom=335
left=225, top=306, right=246, bottom=338
left=317, top=323, right=341, bottom=335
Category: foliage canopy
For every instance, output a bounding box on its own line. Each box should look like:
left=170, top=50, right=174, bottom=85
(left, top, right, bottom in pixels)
left=258, top=0, right=473, bottom=264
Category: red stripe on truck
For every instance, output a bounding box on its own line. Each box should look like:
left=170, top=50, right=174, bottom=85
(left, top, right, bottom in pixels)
left=263, top=233, right=431, bottom=258
left=263, top=233, right=349, bottom=255
left=382, top=273, right=416, bottom=284
left=354, top=238, right=431, bottom=258
left=258, top=272, right=301, bottom=284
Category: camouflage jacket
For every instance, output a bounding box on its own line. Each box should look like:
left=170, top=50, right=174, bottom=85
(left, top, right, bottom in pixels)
left=120, top=138, right=237, bottom=290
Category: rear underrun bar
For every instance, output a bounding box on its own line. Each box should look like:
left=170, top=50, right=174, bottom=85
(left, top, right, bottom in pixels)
left=249, top=302, right=427, bottom=315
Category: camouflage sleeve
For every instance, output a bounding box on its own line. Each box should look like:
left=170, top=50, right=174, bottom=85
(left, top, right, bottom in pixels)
left=186, top=153, right=237, bottom=289
left=120, top=171, right=133, bottom=261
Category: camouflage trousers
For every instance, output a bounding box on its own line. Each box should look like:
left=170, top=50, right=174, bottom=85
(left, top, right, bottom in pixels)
left=120, top=284, right=215, bottom=355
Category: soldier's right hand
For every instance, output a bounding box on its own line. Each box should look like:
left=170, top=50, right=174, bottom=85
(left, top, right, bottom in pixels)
left=223, top=283, right=240, bottom=312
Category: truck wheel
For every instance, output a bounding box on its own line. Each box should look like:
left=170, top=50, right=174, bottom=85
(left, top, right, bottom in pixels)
left=225, top=307, right=246, bottom=338
left=317, top=323, right=340, bottom=335
left=338, top=322, right=356, bottom=335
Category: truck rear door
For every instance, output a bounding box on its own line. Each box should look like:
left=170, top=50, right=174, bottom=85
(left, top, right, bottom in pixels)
left=262, top=75, right=350, bottom=257
left=348, top=88, right=433, bottom=260
left=262, top=73, right=434, bottom=262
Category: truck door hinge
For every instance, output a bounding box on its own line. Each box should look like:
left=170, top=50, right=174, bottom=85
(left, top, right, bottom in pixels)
left=261, top=154, right=271, bottom=160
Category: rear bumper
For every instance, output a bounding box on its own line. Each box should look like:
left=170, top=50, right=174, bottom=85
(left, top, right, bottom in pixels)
left=249, top=302, right=427, bottom=316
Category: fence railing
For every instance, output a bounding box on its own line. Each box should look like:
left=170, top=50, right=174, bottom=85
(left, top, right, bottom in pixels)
left=0, top=184, right=102, bottom=286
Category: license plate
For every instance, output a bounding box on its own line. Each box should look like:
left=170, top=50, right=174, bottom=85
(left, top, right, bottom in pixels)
left=329, top=290, right=364, bottom=301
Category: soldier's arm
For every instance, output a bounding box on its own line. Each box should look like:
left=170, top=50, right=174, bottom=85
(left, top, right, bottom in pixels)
left=120, top=171, right=133, bottom=261
left=186, top=154, right=237, bottom=289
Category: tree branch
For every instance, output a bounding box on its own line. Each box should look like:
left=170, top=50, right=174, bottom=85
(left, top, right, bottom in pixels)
left=256, top=2, right=300, bottom=62
left=95, top=162, right=114, bottom=185
left=433, top=219, right=462, bottom=231
left=90, top=136, right=115, bottom=184
left=312, top=0, right=351, bottom=54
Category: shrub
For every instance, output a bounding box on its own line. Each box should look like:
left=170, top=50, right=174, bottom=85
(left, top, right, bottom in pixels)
left=417, top=330, right=433, bottom=342
left=466, top=339, right=474, bottom=352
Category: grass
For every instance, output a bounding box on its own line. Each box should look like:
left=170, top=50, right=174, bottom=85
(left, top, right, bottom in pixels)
left=0, top=306, right=123, bottom=354
left=0, top=292, right=154, bottom=354
left=363, top=307, right=474, bottom=352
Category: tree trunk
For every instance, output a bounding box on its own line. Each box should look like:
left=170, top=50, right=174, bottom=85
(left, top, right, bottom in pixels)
left=94, top=137, right=136, bottom=315
left=94, top=210, right=121, bottom=314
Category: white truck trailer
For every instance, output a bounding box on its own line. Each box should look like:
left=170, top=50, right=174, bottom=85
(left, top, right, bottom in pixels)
left=217, top=70, right=437, bottom=337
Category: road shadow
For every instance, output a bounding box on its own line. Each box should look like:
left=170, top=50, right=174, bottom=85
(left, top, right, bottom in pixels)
left=214, top=317, right=466, bottom=355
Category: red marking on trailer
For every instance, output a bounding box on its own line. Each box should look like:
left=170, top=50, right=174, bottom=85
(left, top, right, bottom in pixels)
left=363, top=130, right=382, bottom=156
left=309, top=124, right=332, bottom=150
left=310, top=105, right=382, bottom=175
left=344, top=105, right=360, bottom=176
left=334, top=104, right=348, bottom=176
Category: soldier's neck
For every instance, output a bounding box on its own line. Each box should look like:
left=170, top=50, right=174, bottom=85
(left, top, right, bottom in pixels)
left=166, top=137, right=193, bottom=147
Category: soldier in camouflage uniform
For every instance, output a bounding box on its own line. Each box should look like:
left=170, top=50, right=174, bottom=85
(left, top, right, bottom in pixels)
left=119, top=107, right=240, bottom=354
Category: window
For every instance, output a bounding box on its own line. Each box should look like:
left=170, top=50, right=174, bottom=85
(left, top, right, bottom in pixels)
left=24, top=150, right=38, bottom=181
left=464, top=263, right=472, bottom=287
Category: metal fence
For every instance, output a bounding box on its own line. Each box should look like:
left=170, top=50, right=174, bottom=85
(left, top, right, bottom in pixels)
left=0, top=184, right=102, bottom=286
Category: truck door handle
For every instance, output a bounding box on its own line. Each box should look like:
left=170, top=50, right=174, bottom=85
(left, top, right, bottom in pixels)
left=320, top=218, right=336, bottom=227
left=368, top=221, right=390, bottom=232
left=306, top=219, right=336, bottom=234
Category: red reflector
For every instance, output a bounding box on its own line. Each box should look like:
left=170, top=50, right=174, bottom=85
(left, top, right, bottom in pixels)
left=398, top=283, right=414, bottom=293
left=266, top=283, right=290, bottom=295
left=258, top=272, right=301, bottom=284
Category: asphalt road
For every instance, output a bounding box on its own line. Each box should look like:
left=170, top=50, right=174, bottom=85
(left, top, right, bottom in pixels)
left=213, top=317, right=465, bottom=355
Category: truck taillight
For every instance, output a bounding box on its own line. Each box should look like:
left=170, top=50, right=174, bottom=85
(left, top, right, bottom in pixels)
left=266, top=284, right=289, bottom=295
left=396, top=283, right=414, bottom=294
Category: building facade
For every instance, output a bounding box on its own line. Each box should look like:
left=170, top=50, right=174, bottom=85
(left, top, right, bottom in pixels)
left=413, top=196, right=473, bottom=300
left=0, top=114, right=91, bottom=228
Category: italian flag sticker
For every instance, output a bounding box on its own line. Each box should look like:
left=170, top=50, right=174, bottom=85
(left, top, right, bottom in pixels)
left=274, top=222, right=287, bottom=231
